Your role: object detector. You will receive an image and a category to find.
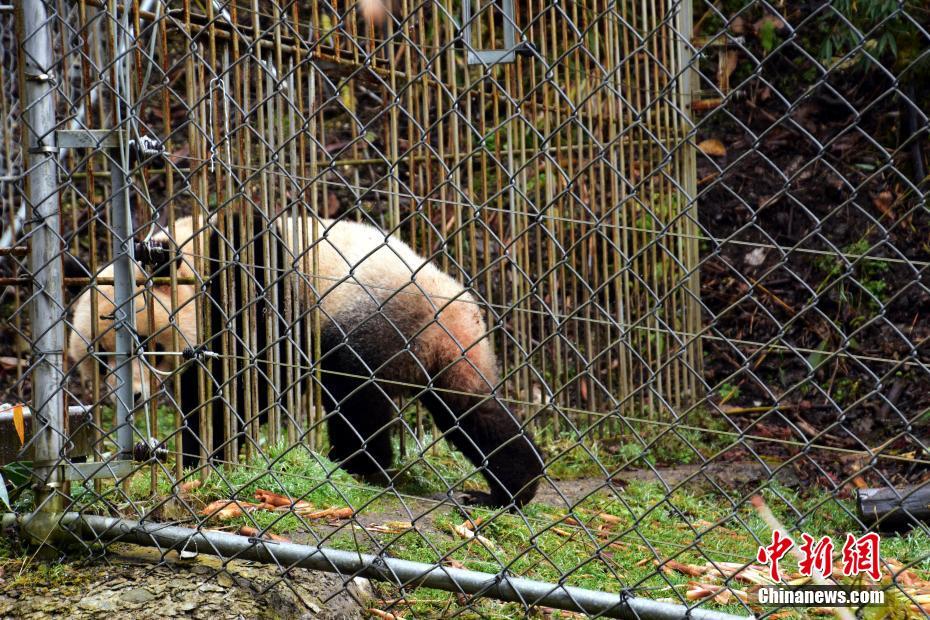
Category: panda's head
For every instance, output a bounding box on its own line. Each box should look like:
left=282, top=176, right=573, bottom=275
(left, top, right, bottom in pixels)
left=66, top=250, right=198, bottom=405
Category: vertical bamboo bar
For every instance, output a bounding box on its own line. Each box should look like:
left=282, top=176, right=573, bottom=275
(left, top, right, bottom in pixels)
left=286, top=52, right=302, bottom=444
left=74, top=0, right=106, bottom=470
left=203, top=0, right=233, bottom=466
left=676, top=0, right=703, bottom=408
left=291, top=0, right=312, bottom=443
left=183, top=0, right=210, bottom=471
left=536, top=0, right=562, bottom=427
left=156, top=6, right=184, bottom=477
left=271, top=1, right=293, bottom=446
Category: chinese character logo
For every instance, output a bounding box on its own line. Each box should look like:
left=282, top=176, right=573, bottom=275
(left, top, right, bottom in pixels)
left=798, top=534, right=834, bottom=578
left=756, top=532, right=881, bottom=583
left=842, top=533, right=881, bottom=581
left=757, top=530, right=794, bottom=581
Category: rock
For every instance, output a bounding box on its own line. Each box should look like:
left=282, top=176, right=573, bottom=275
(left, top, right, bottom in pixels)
left=119, top=587, right=156, bottom=604
left=77, top=595, right=118, bottom=611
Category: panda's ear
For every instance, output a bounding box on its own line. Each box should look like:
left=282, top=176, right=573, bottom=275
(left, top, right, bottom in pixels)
left=62, top=253, right=90, bottom=294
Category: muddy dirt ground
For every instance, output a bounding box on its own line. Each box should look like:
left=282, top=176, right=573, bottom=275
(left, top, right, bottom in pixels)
left=0, top=544, right=372, bottom=620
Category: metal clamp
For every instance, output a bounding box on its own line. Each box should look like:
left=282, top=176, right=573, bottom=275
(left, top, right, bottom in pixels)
left=23, top=70, right=55, bottom=83
left=130, top=134, right=166, bottom=160
left=28, top=144, right=58, bottom=155
left=56, top=130, right=166, bottom=162
left=134, top=239, right=173, bottom=269
left=182, top=345, right=220, bottom=361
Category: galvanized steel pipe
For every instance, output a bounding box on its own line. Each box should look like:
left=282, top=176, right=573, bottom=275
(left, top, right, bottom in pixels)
left=15, top=0, right=64, bottom=512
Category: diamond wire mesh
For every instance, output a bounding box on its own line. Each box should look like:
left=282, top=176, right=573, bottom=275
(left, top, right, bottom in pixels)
left=2, top=0, right=930, bottom=618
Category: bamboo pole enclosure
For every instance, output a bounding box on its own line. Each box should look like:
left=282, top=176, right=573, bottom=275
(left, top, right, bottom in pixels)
left=11, top=0, right=701, bottom=462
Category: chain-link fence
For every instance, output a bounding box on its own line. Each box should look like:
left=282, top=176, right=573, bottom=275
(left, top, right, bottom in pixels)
left=2, top=0, right=929, bottom=618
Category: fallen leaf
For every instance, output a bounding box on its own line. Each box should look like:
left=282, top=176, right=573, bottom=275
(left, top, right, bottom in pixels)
left=200, top=499, right=266, bottom=521
left=705, top=563, right=771, bottom=586
left=597, top=512, right=621, bottom=525
left=450, top=522, right=496, bottom=550
left=180, top=480, right=202, bottom=493
left=713, top=589, right=733, bottom=605
left=368, top=521, right=413, bottom=534
left=463, top=517, right=483, bottom=531
left=686, top=583, right=731, bottom=602
left=254, top=489, right=312, bottom=510
left=12, top=404, right=25, bottom=446
left=474, top=534, right=496, bottom=549
left=368, top=609, right=403, bottom=620
left=662, top=560, right=706, bottom=577
left=328, top=506, right=354, bottom=520
left=298, top=506, right=354, bottom=520
left=237, top=526, right=290, bottom=542
left=697, top=139, right=727, bottom=157
left=896, top=569, right=918, bottom=587
left=451, top=523, right=475, bottom=540
left=254, top=489, right=290, bottom=506
left=873, top=190, right=894, bottom=218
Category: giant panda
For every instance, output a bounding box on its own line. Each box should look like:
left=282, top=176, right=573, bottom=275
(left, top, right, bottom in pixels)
left=67, top=216, right=198, bottom=401
left=67, top=211, right=543, bottom=507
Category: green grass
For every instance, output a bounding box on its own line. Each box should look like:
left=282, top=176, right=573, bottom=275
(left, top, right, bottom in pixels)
left=81, top=437, right=925, bottom=618
left=322, top=478, right=930, bottom=618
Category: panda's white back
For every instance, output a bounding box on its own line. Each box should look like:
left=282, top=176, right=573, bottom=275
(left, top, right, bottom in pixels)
left=280, top=216, right=470, bottom=323
left=143, top=212, right=472, bottom=333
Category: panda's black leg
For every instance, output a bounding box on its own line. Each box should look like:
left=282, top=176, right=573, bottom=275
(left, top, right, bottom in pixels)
left=321, top=372, right=395, bottom=483
left=419, top=388, right=542, bottom=509
left=179, top=366, right=204, bottom=470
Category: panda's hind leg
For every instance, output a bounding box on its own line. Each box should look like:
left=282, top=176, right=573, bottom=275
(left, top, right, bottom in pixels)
left=320, top=297, right=432, bottom=484
left=321, top=364, right=396, bottom=482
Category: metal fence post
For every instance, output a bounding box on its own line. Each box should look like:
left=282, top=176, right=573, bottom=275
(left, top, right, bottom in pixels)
left=108, top=1, right=140, bottom=461
left=109, top=148, right=137, bottom=459
left=15, top=0, right=65, bottom=525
